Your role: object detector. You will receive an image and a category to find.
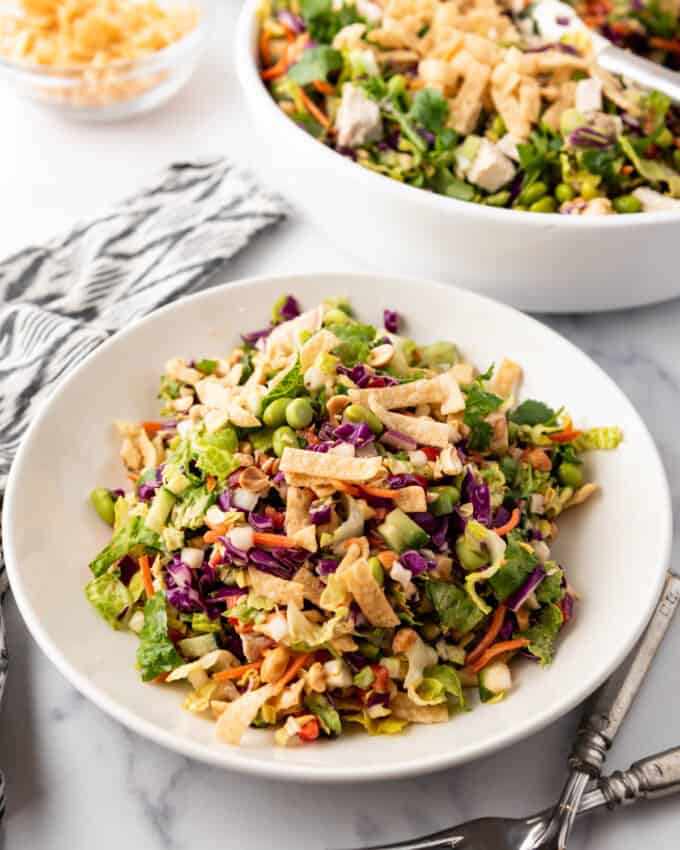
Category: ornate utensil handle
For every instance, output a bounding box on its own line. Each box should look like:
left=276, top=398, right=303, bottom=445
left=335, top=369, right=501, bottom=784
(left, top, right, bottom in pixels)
left=569, top=573, right=680, bottom=776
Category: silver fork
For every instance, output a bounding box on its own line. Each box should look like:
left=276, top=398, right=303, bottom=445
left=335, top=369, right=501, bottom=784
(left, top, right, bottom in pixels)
left=335, top=746, right=680, bottom=850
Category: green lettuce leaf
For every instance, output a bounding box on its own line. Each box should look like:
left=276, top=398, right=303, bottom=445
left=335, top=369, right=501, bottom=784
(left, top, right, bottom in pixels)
left=426, top=581, right=485, bottom=633
left=89, top=515, right=160, bottom=577
left=522, top=603, right=564, bottom=666
left=344, top=712, right=408, bottom=735
left=573, top=426, right=623, bottom=451
left=535, top=569, right=565, bottom=604
left=305, top=693, right=342, bottom=736
left=261, top=357, right=305, bottom=409
left=136, top=592, right=183, bottom=681
left=620, top=136, right=680, bottom=198
left=171, top=485, right=216, bottom=530
left=409, top=88, right=449, bottom=132
left=489, top=534, right=539, bottom=601
left=85, top=573, right=131, bottom=628
left=423, top=663, right=465, bottom=708
left=192, top=426, right=239, bottom=479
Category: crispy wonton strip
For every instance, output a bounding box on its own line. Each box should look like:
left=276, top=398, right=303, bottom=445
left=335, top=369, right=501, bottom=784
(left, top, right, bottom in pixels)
left=247, top=567, right=305, bottom=608
left=370, top=400, right=452, bottom=448
left=215, top=684, right=274, bottom=744
left=342, top=557, right=400, bottom=627
left=285, top=486, right=313, bottom=536
left=489, top=357, right=522, bottom=399
left=280, top=447, right=383, bottom=481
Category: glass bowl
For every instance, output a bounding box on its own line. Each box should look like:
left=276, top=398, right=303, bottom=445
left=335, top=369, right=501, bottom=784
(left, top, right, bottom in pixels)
left=0, top=0, right=213, bottom=121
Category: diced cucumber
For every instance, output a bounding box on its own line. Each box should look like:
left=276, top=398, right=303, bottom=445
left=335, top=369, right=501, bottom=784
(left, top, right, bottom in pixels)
left=430, top=486, right=460, bottom=516
left=377, top=508, right=429, bottom=553
left=163, top=463, right=190, bottom=496
left=145, top=487, right=176, bottom=534
left=178, top=633, right=218, bottom=658
left=478, top=662, right=512, bottom=703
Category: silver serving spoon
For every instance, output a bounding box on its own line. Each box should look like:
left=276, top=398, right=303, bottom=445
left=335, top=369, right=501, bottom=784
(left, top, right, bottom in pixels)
left=335, top=745, right=680, bottom=850
left=529, top=0, right=680, bottom=103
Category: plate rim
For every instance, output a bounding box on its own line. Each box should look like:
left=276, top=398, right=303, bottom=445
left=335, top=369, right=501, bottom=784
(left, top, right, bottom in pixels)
left=3, top=271, right=673, bottom=783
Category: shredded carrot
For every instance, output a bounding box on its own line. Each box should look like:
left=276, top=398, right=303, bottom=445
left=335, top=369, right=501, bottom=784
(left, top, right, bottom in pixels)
left=252, top=531, right=300, bottom=549
left=259, top=28, right=272, bottom=65
left=313, top=80, right=335, bottom=95
left=468, top=638, right=530, bottom=674
left=409, top=78, right=425, bottom=89
left=153, top=671, right=170, bottom=683
left=206, top=475, right=217, bottom=493
left=298, top=88, right=330, bottom=128
left=377, top=550, right=398, bottom=569
left=274, top=652, right=313, bottom=694
left=260, top=52, right=289, bottom=80
left=139, top=554, right=154, bottom=599
left=494, top=508, right=520, bottom=537
left=213, top=660, right=263, bottom=681
left=234, top=622, right=254, bottom=634
left=649, top=37, right=680, bottom=54
left=203, top=529, right=222, bottom=544
left=466, top=605, right=507, bottom=665
left=550, top=429, right=582, bottom=444
left=361, top=485, right=400, bottom=500
left=331, top=480, right=362, bottom=496
left=141, top=421, right=163, bottom=434
left=128, top=472, right=139, bottom=484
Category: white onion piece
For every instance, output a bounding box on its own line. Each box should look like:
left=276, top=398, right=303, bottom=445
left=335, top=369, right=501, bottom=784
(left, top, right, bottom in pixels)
left=205, top=505, right=227, bottom=526
left=232, top=488, right=259, bottom=512
left=330, top=442, right=355, bottom=458
left=228, top=525, right=254, bottom=551
left=390, top=560, right=413, bottom=590
left=181, top=547, right=204, bottom=569
left=176, top=419, right=194, bottom=438
left=408, top=450, right=428, bottom=466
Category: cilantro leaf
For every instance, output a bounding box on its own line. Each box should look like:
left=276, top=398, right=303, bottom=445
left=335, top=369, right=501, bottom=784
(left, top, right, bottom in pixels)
left=463, top=379, right=503, bottom=452
left=136, top=592, right=183, bottom=681
left=535, top=569, right=565, bottom=604
left=489, top=534, right=538, bottom=601
left=299, top=0, right=362, bottom=42
left=509, top=399, right=556, bottom=427
left=89, top=515, right=161, bottom=577
left=426, top=581, right=485, bottom=633
left=328, top=322, right=376, bottom=367
left=409, top=88, right=449, bottom=133
left=288, top=46, right=343, bottom=86
left=522, top=603, right=564, bottom=666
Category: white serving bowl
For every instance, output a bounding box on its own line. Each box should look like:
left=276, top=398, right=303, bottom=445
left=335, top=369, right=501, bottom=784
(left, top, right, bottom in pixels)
left=3, top=273, right=672, bottom=782
left=235, top=0, right=680, bottom=314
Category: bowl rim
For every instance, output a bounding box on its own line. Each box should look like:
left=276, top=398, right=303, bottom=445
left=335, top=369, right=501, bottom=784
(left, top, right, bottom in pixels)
left=0, top=0, right=212, bottom=81
left=3, top=271, right=673, bottom=783
left=235, top=0, right=680, bottom=229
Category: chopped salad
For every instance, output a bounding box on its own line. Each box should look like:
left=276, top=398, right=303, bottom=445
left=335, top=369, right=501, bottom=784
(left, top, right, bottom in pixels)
left=568, top=0, right=680, bottom=71
left=86, top=295, right=622, bottom=747
left=258, top=0, right=680, bottom=214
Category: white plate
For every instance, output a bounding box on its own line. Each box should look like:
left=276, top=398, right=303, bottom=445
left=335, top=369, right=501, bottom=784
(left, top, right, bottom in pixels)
left=235, top=0, right=680, bottom=314
left=3, top=273, right=672, bottom=782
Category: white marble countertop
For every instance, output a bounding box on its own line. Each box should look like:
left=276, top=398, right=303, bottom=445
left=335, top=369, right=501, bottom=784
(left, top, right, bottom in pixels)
left=1, top=2, right=679, bottom=848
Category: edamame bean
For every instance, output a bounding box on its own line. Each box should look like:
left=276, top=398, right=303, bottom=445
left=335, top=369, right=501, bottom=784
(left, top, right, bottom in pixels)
left=345, top=403, right=383, bottom=435
left=263, top=397, right=293, bottom=428
left=455, top=538, right=488, bottom=572
left=558, top=462, right=583, bottom=489
left=485, top=190, right=511, bottom=207
left=555, top=183, right=575, bottom=204
left=90, top=487, right=115, bottom=526
left=285, top=397, right=314, bottom=429
left=519, top=181, right=548, bottom=206
left=491, top=115, right=506, bottom=138
left=421, top=623, right=440, bottom=641
left=581, top=179, right=599, bottom=200
left=324, top=308, right=352, bottom=326
left=368, top=556, right=384, bottom=585
left=530, top=196, right=556, bottom=213
left=357, top=640, right=380, bottom=660
left=674, top=149, right=680, bottom=171
left=272, top=426, right=299, bottom=457
left=613, top=194, right=642, bottom=214
left=387, top=74, right=406, bottom=97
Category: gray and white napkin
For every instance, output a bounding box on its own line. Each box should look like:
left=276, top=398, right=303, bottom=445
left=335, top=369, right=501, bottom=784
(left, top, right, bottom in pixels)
left=0, top=157, right=287, bottom=819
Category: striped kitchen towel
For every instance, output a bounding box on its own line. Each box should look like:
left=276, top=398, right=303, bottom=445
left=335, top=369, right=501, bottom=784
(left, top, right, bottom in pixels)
left=0, top=157, right=286, bottom=818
